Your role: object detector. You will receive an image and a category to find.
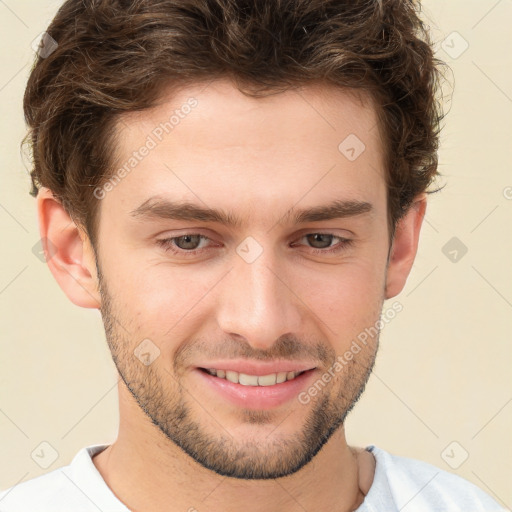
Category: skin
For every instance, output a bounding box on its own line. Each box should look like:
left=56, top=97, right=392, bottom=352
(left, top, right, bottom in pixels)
left=37, top=78, right=426, bottom=512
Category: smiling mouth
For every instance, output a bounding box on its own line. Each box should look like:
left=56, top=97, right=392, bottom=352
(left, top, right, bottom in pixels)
left=198, top=367, right=311, bottom=386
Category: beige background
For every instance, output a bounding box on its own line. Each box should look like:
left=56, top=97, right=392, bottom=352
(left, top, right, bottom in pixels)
left=1, top=0, right=511, bottom=507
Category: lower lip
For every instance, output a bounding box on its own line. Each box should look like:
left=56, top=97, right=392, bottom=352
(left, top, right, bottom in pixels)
left=193, top=368, right=317, bottom=410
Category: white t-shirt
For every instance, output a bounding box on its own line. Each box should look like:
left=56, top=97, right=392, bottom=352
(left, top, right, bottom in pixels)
left=0, top=444, right=506, bottom=512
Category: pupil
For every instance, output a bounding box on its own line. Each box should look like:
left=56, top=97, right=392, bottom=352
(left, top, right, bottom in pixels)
left=178, top=235, right=200, bottom=250
left=308, top=233, right=331, bottom=249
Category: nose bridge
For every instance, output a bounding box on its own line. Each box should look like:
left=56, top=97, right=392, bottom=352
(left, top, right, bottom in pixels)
left=216, top=245, right=302, bottom=350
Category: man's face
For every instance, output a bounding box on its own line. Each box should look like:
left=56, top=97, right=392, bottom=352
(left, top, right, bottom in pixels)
left=94, top=79, right=390, bottom=479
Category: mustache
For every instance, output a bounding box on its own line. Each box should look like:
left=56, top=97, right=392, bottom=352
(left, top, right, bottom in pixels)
left=172, top=335, right=335, bottom=372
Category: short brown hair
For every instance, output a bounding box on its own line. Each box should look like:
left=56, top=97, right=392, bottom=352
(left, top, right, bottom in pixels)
left=24, top=0, right=447, bottom=247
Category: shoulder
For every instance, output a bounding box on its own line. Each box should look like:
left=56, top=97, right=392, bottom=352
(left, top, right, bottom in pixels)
left=365, top=445, right=506, bottom=512
left=0, top=444, right=117, bottom=512
left=0, top=465, right=71, bottom=511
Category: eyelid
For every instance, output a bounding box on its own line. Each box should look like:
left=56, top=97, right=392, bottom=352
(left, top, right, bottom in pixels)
left=293, top=226, right=355, bottom=238
left=292, top=232, right=353, bottom=254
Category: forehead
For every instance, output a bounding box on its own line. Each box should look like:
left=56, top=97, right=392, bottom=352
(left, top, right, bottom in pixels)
left=121, top=78, right=383, bottom=154
left=102, top=79, right=387, bottom=226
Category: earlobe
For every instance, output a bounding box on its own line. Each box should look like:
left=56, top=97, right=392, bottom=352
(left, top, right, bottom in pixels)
left=384, top=194, right=427, bottom=299
left=36, top=187, right=101, bottom=309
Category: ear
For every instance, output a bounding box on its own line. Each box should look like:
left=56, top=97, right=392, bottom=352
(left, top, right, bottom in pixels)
left=385, top=194, right=427, bottom=299
left=36, top=187, right=101, bottom=308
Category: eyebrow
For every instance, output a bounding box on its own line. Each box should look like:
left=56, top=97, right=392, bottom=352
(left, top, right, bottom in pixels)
left=129, top=196, right=373, bottom=227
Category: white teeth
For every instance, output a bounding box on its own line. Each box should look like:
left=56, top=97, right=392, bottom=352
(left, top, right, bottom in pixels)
left=205, top=368, right=304, bottom=386
left=276, top=372, right=287, bottom=383
left=239, top=373, right=259, bottom=386
left=258, top=374, right=277, bottom=386
left=225, top=370, right=238, bottom=384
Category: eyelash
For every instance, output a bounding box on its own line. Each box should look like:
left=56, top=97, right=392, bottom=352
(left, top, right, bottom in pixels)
left=156, top=233, right=353, bottom=257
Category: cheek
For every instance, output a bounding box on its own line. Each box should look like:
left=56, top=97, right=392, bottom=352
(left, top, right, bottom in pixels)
left=291, top=257, right=387, bottom=337
left=103, top=258, right=218, bottom=340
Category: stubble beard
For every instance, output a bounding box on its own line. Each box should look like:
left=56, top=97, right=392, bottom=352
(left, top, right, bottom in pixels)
left=97, top=270, right=379, bottom=480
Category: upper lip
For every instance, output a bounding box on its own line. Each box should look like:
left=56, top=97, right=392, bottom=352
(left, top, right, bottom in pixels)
left=195, top=360, right=317, bottom=375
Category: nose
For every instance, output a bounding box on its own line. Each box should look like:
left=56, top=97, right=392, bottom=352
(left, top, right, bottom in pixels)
left=215, top=246, right=303, bottom=351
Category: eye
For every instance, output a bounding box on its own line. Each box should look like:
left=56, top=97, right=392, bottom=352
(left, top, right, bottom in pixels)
left=156, top=234, right=213, bottom=256
left=156, top=232, right=353, bottom=258
left=293, top=233, right=353, bottom=255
